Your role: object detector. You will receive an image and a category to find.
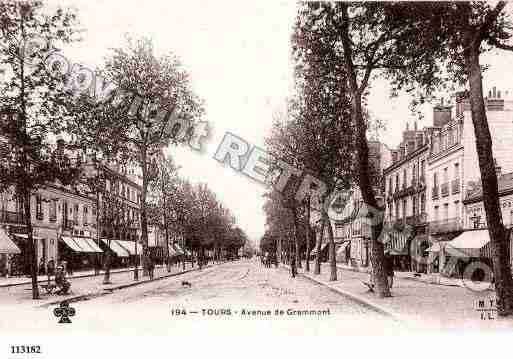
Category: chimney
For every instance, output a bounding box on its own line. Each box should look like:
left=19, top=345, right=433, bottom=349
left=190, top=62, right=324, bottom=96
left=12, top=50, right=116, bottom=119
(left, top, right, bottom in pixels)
left=494, top=158, right=502, bottom=177
left=433, top=102, right=451, bottom=127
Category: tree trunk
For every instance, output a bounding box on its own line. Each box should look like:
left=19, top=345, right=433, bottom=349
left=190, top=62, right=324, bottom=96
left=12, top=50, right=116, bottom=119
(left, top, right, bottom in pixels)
left=140, top=147, right=149, bottom=276
left=314, top=220, right=325, bottom=275
left=305, top=198, right=311, bottom=272
left=23, top=189, right=39, bottom=299
left=351, top=95, right=390, bottom=298
left=103, top=249, right=111, bottom=284
left=291, top=206, right=302, bottom=269
left=323, top=212, right=337, bottom=281
left=465, top=43, right=513, bottom=315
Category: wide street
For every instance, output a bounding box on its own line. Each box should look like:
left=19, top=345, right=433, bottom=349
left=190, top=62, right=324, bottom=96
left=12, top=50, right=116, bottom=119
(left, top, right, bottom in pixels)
left=0, top=260, right=402, bottom=336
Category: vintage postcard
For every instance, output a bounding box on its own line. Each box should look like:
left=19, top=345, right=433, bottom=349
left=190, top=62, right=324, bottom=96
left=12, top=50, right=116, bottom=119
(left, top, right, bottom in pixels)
left=1, top=0, right=513, bottom=357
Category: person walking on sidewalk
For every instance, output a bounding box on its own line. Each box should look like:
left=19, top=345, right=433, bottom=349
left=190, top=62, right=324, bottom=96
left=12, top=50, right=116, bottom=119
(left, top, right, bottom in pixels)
left=290, top=254, right=297, bottom=278
left=384, top=251, right=394, bottom=291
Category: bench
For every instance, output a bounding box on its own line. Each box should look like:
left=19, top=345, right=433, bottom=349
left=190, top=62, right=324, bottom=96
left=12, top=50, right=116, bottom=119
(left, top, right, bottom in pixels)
left=362, top=281, right=375, bottom=293
left=40, top=283, right=58, bottom=295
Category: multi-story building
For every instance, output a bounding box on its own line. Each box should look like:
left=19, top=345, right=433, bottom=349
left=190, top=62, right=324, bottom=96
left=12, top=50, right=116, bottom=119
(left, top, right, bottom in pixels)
left=383, top=121, right=430, bottom=271
left=311, top=141, right=390, bottom=267
left=426, top=89, right=513, bottom=273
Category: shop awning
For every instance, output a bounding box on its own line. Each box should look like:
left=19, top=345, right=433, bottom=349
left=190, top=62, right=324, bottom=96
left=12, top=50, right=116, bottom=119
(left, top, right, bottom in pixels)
left=117, top=240, right=143, bottom=255
left=0, top=229, right=21, bottom=254
left=311, top=242, right=329, bottom=255
left=336, top=241, right=350, bottom=255
left=167, top=244, right=178, bottom=256
left=14, top=234, right=43, bottom=240
left=70, top=237, right=102, bottom=253
left=61, top=236, right=86, bottom=252
left=444, top=230, right=489, bottom=257
left=172, top=243, right=184, bottom=255
left=425, top=242, right=440, bottom=252
left=100, top=238, right=130, bottom=257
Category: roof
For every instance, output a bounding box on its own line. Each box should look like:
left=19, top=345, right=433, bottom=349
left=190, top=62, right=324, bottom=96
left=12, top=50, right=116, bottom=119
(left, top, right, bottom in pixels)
left=464, top=172, right=513, bottom=203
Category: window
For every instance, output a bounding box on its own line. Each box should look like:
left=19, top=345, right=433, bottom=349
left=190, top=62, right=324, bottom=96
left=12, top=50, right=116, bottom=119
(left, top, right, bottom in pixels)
left=403, top=199, right=407, bottom=218
left=443, top=168, right=448, bottom=183
left=395, top=202, right=399, bottom=219
left=83, top=206, right=88, bottom=225
left=389, top=178, right=393, bottom=195
left=421, top=193, right=426, bottom=213
left=105, top=180, right=110, bottom=192
left=73, top=204, right=79, bottom=222
left=403, top=169, right=407, bottom=188
left=36, top=195, right=43, bottom=220
left=50, top=200, right=57, bottom=222
left=434, top=206, right=439, bottom=221
left=396, top=174, right=399, bottom=191
left=433, top=172, right=438, bottom=187
left=454, top=200, right=460, bottom=219
left=421, top=160, right=426, bottom=180
left=454, top=163, right=460, bottom=179
left=412, top=164, right=417, bottom=185
left=473, top=215, right=481, bottom=229
left=444, top=203, right=449, bottom=220
left=412, top=196, right=417, bottom=216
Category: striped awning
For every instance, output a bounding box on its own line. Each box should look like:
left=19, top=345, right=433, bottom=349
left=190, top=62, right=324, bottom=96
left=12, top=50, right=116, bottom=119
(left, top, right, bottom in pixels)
left=61, top=236, right=85, bottom=252
left=117, top=240, right=143, bottom=255
left=0, top=229, right=20, bottom=254
left=336, top=241, right=350, bottom=255
left=444, top=230, right=489, bottom=258
left=100, top=238, right=130, bottom=257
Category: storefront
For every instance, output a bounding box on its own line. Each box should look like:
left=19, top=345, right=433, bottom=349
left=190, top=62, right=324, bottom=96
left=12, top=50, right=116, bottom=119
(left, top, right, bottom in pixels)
left=59, top=235, right=103, bottom=272
left=0, top=227, right=21, bottom=276
left=99, top=238, right=130, bottom=268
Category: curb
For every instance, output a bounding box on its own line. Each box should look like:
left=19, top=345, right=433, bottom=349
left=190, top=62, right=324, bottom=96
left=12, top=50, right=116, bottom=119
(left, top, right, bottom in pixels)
left=280, top=264, right=402, bottom=321
left=0, top=265, right=168, bottom=289
left=38, top=264, right=215, bottom=308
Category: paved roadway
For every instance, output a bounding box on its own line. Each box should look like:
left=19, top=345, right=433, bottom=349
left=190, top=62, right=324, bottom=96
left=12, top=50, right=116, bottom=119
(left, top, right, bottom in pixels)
left=1, top=259, right=403, bottom=335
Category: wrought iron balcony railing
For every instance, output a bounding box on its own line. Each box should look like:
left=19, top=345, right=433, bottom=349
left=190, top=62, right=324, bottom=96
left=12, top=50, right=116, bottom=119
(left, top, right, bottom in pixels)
left=429, top=217, right=463, bottom=234
left=451, top=178, right=460, bottom=194
left=432, top=186, right=439, bottom=200
left=441, top=182, right=450, bottom=197
left=0, top=210, right=25, bottom=224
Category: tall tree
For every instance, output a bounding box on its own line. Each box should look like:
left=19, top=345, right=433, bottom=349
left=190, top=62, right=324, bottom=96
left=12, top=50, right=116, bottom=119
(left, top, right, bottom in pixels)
left=0, top=1, right=81, bottom=299
left=99, top=36, right=204, bottom=275
left=296, top=2, right=448, bottom=296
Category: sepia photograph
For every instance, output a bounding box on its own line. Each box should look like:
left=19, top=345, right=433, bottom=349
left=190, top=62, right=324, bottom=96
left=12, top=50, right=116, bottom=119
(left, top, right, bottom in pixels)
left=1, top=0, right=513, bottom=357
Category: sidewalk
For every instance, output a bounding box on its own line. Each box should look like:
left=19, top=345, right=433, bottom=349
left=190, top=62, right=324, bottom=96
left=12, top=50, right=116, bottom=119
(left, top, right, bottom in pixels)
left=285, top=262, right=513, bottom=330
left=0, top=262, right=212, bottom=307
left=0, top=265, right=161, bottom=288
left=335, top=262, right=484, bottom=289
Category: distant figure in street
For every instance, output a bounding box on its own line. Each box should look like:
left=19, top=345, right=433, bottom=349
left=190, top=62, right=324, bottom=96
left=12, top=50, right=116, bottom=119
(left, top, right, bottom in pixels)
left=291, top=255, right=297, bottom=278
left=38, top=260, right=45, bottom=276
left=46, top=258, right=55, bottom=277
left=148, top=257, right=155, bottom=280
left=384, top=251, right=394, bottom=291
left=54, top=265, right=71, bottom=295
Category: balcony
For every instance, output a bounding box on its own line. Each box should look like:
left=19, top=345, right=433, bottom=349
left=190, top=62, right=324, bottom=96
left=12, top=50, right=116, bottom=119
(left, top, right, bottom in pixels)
left=432, top=186, right=439, bottom=200
left=441, top=182, right=449, bottom=197
left=429, top=217, right=463, bottom=235
left=63, top=219, right=78, bottom=231
left=451, top=178, right=460, bottom=194
left=0, top=210, right=25, bottom=224
left=393, top=185, right=415, bottom=199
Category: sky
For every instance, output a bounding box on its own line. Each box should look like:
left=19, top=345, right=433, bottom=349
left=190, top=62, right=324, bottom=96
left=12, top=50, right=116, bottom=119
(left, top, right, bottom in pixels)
left=49, top=0, right=513, bottom=245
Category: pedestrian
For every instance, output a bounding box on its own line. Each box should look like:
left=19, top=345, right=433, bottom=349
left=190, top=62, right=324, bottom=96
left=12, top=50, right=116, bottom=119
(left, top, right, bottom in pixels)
left=38, top=259, right=45, bottom=276
left=148, top=256, right=155, bottom=280
left=384, top=250, right=394, bottom=292
left=46, top=258, right=55, bottom=277
left=54, top=265, right=71, bottom=295
left=291, top=255, right=297, bottom=278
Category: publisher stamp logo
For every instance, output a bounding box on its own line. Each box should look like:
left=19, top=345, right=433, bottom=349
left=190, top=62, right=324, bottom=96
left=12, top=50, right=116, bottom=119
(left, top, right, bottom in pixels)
left=53, top=301, right=76, bottom=324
